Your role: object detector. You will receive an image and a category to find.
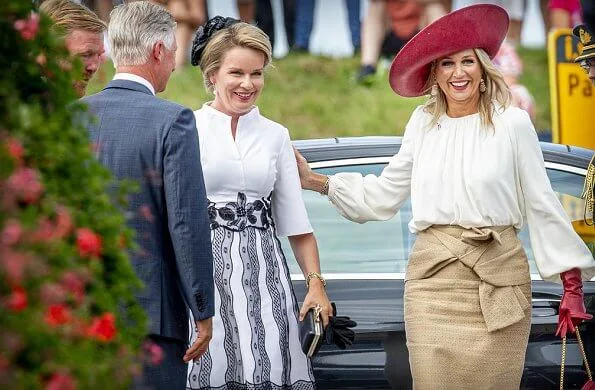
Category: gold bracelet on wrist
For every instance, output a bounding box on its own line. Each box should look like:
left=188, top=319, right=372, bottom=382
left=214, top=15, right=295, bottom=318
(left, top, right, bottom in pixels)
left=305, top=271, right=326, bottom=289
left=320, top=176, right=330, bottom=195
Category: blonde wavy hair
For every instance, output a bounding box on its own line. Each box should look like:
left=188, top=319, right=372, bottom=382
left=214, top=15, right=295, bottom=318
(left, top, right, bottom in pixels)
left=422, top=48, right=511, bottom=129
left=199, top=22, right=272, bottom=93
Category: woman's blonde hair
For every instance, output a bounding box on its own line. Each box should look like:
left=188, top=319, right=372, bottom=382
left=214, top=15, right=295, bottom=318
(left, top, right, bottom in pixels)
left=199, top=22, right=272, bottom=93
left=422, top=48, right=511, bottom=129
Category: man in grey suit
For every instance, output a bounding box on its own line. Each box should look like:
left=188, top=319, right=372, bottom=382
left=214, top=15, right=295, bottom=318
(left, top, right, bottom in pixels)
left=81, top=2, right=213, bottom=388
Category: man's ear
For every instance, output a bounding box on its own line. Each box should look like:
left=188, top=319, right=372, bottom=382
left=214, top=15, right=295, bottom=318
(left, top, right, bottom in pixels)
left=152, top=41, right=164, bottom=62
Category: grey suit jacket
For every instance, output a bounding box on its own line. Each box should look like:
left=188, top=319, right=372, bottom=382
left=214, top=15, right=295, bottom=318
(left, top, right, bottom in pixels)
left=81, top=79, right=214, bottom=342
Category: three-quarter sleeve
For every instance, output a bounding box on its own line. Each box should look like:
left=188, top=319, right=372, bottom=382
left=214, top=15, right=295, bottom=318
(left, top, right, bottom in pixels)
left=272, top=129, right=313, bottom=237
left=514, top=110, right=595, bottom=282
left=327, top=112, right=418, bottom=223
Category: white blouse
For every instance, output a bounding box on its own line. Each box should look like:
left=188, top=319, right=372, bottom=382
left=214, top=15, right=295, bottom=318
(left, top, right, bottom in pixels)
left=328, top=105, right=595, bottom=281
left=194, top=103, right=312, bottom=237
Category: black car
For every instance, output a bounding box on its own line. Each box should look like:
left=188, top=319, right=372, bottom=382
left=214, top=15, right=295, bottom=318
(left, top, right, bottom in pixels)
left=285, top=136, right=595, bottom=390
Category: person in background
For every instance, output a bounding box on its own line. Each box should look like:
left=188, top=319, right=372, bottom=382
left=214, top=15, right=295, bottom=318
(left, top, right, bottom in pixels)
left=295, top=5, right=595, bottom=388
left=549, top=0, right=582, bottom=30
left=582, top=0, right=594, bottom=29
left=167, top=0, right=207, bottom=67
left=245, top=0, right=296, bottom=50
left=293, top=0, right=361, bottom=53
left=187, top=16, right=331, bottom=390
left=81, top=0, right=112, bottom=22
left=81, top=2, right=215, bottom=388
left=493, top=40, right=536, bottom=121
left=39, top=0, right=106, bottom=97
left=357, top=0, right=424, bottom=84
left=452, top=0, right=525, bottom=45
left=573, top=23, right=594, bottom=84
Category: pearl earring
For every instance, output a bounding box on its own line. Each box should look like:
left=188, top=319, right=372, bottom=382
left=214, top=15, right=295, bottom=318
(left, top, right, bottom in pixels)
left=479, top=79, right=486, bottom=93
left=430, top=84, right=438, bottom=97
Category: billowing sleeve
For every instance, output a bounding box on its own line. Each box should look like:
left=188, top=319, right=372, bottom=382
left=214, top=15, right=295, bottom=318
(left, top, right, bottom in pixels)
left=514, top=109, right=595, bottom=282
left=327, top=109, right=418, bottom=223
left=272, top=128, right=313, bottom=237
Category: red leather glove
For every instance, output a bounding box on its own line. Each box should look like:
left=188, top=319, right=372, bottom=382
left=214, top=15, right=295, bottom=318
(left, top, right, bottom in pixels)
left=556, top=268, right=593, bottom=338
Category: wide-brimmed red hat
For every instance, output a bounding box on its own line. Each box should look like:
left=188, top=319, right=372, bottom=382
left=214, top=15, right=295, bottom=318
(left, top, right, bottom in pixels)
left=389, top=4, right=509, bottom=97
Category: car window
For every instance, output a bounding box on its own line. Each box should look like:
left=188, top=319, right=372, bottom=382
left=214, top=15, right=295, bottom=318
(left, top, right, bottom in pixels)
left=519, top=168, right=592, bottom=274
left=283, top=163, right=593, bottom=276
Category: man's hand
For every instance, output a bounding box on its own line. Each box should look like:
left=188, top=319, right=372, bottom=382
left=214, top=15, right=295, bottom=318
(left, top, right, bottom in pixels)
left=183, top=317, right=212, bottom=363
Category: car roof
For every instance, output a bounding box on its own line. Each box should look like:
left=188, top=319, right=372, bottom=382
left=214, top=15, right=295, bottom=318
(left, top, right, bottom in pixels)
left=293, top=136, right=594, bottom=170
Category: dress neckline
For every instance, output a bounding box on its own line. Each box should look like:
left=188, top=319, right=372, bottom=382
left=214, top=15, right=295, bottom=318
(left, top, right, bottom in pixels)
left=442, top=111, right=480, bottom=120
left=201, top=101, right=260, bottom=124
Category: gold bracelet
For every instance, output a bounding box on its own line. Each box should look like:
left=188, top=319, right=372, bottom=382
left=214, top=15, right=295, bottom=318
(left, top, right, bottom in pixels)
left=320, top=176, right=330, bottom=195
left=305, top=271, right=326, bottom=289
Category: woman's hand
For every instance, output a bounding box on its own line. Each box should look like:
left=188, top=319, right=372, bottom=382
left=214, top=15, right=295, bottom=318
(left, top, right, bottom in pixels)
left=293, top=147, right=329, bottom=193
left=299, top=280, right=332, bottom=328
left=293, top=147, right=313, bottom=190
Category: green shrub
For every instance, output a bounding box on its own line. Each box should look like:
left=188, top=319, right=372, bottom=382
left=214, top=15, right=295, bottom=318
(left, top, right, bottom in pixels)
left=1, top=2, right=150, bottom=388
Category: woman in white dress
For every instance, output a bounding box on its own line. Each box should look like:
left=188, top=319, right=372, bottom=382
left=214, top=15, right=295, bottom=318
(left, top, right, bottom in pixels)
left=186, top=17, right=332, bottom=390
left=294, top=5, right=595, bottom=389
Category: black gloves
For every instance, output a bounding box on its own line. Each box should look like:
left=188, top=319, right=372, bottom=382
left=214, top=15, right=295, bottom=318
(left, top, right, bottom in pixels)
left=324, top=303, right=357, bottom=349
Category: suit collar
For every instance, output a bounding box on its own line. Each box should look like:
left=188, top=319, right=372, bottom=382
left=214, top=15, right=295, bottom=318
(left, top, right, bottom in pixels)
left=104, top=79, right=154, bottom=96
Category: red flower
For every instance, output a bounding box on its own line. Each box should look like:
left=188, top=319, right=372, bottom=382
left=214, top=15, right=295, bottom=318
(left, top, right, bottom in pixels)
left=5, top=286, right=27, bottom=312
left=44, top=304, right=72, bottom=327
left=45, top=372, right=76, bottom=390
left=31, top=206, right=73, bottom=243
left=0, top=355, right=8, bottom=372
left=6, top=167, right=44, bottom=204
left=75, top=228, right=102, bottom=258
left=36, top=53, right=47, bottom=67
left=5, top=138, right=24, bottom=166
left=30, top=217, right=54, bottom=243
left=143, top=340, right=164, bottom=366
left=60, top=271, right=86, bottom=304
left=1, top=249, right=28, bottom=285
left=87, top=313, right=117, bottom=342
left=13, top=13, right=40, bottom=41
left=39, top=283, right=67, bottom=306
left=1, top=220, right=22, bottom=246
left=30, top=206, right=73, bottom=243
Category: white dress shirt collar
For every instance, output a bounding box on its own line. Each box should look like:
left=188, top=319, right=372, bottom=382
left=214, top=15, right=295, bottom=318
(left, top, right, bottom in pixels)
left=113, top=73, right=155, bottom=95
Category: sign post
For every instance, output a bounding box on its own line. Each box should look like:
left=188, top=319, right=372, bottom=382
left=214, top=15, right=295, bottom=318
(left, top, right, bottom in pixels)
left=548, top=28, right=595, bottom=149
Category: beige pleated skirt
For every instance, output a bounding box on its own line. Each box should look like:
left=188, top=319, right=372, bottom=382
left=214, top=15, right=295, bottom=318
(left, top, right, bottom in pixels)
left=404, top=225, right=532, bottom=390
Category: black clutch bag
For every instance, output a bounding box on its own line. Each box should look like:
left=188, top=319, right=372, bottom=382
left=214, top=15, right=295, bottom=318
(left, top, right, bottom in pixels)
left=299, top=303, right=357, bottom=358
left=299, top=305, right=323, bottom=358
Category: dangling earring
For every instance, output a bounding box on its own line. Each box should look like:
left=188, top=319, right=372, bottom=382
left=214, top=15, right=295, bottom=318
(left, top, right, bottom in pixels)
left=479, top=79, right=486, bottom=93
left=212, top=84, right=217, bottom=95
left=430, top=83, right=438, bottom=97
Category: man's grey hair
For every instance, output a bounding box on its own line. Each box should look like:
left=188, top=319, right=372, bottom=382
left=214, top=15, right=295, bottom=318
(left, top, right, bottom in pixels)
left=108, top=1, right=176, bottom=67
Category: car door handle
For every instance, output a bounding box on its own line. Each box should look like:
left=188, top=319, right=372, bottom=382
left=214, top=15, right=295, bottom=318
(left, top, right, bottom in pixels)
left=532, top=297, right=560, bottom=318
left=532, top=298, right=561, bottom=304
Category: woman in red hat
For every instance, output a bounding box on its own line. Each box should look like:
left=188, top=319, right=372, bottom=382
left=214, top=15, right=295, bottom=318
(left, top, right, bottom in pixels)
left=295, top=4, right=595, bottom=388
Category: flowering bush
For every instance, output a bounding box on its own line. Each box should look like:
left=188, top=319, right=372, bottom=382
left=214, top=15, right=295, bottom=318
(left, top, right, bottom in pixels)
left=0, top=2, right=151, bottom=388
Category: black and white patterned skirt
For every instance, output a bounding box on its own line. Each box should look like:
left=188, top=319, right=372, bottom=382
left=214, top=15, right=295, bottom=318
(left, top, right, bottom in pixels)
left=187, top=193, right=316, bottom=390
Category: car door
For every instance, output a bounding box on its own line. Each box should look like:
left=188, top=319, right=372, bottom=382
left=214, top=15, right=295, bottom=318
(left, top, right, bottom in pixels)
left=285, top=145, right=595, bottom=390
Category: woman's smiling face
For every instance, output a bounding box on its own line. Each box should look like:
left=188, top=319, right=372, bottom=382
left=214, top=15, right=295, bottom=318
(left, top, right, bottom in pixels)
left=434, top=49, right=483, bottom=112
left=209, top=46, right=265, bottom=117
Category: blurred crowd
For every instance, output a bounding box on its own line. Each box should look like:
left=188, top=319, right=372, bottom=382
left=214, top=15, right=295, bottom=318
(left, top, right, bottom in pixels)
left=50, top=0, right=592, bottom=122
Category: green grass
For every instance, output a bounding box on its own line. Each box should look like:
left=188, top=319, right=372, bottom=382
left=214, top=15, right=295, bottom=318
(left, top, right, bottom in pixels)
left=88, top=48, right=550, bottom=139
